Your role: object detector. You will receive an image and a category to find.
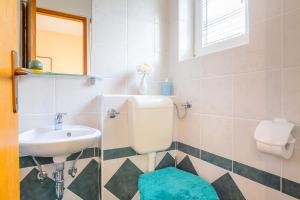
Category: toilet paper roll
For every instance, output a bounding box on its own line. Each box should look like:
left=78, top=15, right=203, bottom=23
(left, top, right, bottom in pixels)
left=256, top=139, right=295, bottom=159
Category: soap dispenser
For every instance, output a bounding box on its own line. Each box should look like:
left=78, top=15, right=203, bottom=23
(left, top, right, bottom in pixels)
left=162, top=78, right=171, bottom=96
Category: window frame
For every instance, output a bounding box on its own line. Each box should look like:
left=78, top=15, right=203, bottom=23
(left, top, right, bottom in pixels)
left=195, top=0, right=249, bottom=56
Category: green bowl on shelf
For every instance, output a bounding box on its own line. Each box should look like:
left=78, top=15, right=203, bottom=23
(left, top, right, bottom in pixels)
left=29, top=60, right=43, bottom=70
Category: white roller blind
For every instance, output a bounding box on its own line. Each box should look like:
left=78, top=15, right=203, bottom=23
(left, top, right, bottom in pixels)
left=201, top=0, right=246, bottom=48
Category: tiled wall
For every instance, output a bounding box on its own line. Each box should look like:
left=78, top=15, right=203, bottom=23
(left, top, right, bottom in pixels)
left=18, top=77, right=102, bottom=200
left=171, top=0, right=300, bottom=199
left=18, top=1, right=173, bottom=199
left=20, top=149, right=100, bottom=200
left=92, top=0, right=173, bottom=95
left=18, top=0, right=300, bottom=200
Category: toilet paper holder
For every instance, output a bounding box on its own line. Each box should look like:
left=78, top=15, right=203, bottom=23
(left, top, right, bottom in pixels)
left=254, top=118, right=296, bottom=159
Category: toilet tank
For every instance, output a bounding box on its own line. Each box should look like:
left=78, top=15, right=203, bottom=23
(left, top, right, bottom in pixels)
left=128, top=95, right=174, bottom=154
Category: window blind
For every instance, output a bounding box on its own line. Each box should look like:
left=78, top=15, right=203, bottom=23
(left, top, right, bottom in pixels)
left=201, top=0, right=246, bottom=47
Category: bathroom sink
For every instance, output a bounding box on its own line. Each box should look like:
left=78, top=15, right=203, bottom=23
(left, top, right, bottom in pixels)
left=19, top=125, right=101, bottom=163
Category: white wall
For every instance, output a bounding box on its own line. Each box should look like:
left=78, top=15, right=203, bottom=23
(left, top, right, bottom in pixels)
left=172, top=0, right=300, bottom=199
left=19, top=0, right=173, bottom=131
left=91, top=0, right=172, bottom=94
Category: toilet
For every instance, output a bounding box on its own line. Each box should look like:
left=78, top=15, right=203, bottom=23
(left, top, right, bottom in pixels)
left=128, top=95, right=174, bottom=171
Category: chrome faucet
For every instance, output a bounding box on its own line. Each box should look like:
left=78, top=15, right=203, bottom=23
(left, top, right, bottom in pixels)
left=54, top=113, right=67, bottom=130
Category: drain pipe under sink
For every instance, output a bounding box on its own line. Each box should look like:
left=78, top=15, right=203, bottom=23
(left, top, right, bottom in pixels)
left=53, top=163, right=64, bottom=200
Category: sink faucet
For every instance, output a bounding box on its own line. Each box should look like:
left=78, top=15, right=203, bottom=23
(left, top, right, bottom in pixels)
left=54, top=113, right=67, bottom=130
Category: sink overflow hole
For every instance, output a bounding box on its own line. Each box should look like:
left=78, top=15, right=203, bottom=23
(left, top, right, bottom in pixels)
left=67, top=132, right=72, bottom=137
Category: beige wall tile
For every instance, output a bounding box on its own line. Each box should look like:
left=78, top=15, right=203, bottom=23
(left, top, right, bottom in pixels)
left=176, top=79, right=201, bottom=113
left=200, top=115, right=233, bottom=159
left=283, top=68, right=300, bottom=124
left=233, top=119, right=282, bottom=175
left=249, top=0, right=282, bottom=25
left=283, top=0, right=300, bottom=14
left=177, top=113, right=201, bottom=148
left=201, top=50, right=234, bottom=77
left=283, top=10, right=300, bottom=68
left=200, top=76, right=233, bottom=116
left=234, top=70, right=282, bottom=120
left=189, top=155, right=203, bottom=176
left=238, top=17, right=283, bottom=69
left=103, top=189, right=119, bottom=200
left=197, top=160, right=228, bottom=183
left=283, top=147, right=300, bottom=184
left=103, top=113, right=129, bottom=149
left=282, top=126, right=300, bottom=183
left=102, top=158, right=127, bottom=184
left=232, top=173, right=297, bottom=200
left=233, top=17, right=282, bottom=73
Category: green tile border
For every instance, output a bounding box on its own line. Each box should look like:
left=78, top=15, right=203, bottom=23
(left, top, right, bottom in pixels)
left=103, top=147, right=136, bottom=160
left=20, top=147, right=98, bottom=168
left=177, top=142, right=200, bottom=158
left=20, top=156, right=53, bottom=169
left=282, top=178, right=300, bottom=199
left=233, top=161, right=280, bottom=191
left=176, top=142, right=299, bottom=199
left=201, top=150, right=232, bottom=171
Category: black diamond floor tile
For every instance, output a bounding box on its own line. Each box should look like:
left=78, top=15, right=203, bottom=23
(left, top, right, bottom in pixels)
left=176, top=155, right=198, bottom=175
left=212, top=173, right=245, bottom=200
left=105, top=158, right=143, bottom=200
left=68, top=159, right=100, bottom=200
left=21, top=168, right=56, bottom=200
left=155, top=152, right=175, bottom=170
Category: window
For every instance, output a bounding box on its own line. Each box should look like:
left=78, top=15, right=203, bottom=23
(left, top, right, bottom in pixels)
left=198, top=0, right=248, bottom=55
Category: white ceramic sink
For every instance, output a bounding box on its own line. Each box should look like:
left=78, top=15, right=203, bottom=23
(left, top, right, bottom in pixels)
left=19, top=125, right=101, bottom=163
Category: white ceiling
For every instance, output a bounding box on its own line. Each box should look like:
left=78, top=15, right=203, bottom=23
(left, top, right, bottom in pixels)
left=36, top=14, right=83, bottom=36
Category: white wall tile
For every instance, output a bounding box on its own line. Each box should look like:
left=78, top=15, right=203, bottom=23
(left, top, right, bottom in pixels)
left=19, top=114, right=55, bottom=132
left=101, top=79, right=127, bottom=94
left=127, top=0, right=156, bottom=23
left=18, top=77, right=55, bottom=114
left=64, top=113, right=99, bottom=129
left=93, top=0, right=127, bottom=46
left=100, top=95, right=129, bottom=114
left=93, top=44, right=127, bottom=79
left=55, top=78, right=101, bottom=114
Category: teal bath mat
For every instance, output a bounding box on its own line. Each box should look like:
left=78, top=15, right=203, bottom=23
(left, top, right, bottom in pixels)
left=139, top=167, right=219, bottom=200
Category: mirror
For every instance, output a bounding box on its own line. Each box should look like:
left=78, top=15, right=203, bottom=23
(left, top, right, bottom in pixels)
left=20, top=0, right=92, bottom=75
